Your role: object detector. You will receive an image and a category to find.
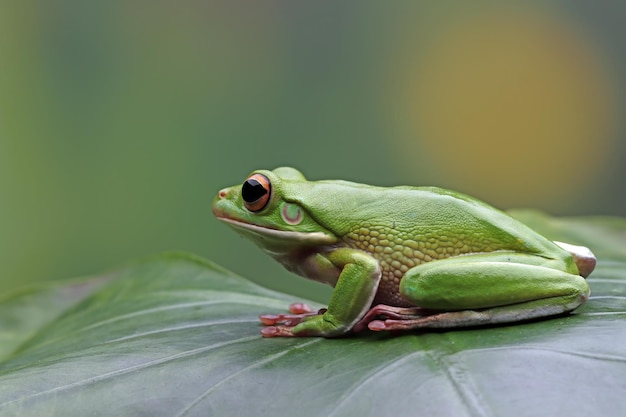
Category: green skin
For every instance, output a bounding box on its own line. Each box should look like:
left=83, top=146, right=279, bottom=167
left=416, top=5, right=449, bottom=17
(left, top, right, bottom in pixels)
left=212, top=167, right=596, bottom=338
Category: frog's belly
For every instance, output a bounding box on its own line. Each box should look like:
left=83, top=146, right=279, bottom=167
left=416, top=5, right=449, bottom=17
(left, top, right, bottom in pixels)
left=373, top=270, right=414, bottom=307
left=344, top=228, right=473, bottom=307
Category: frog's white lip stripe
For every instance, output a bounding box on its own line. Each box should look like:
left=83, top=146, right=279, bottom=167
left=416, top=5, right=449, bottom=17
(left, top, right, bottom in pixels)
left=217, top=217, right=336, bottom=244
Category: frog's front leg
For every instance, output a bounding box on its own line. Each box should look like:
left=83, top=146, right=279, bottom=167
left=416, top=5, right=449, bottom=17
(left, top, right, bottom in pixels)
left=370, top=252, right=590, bottom=331
left=260, top=248, right=381, bottom=337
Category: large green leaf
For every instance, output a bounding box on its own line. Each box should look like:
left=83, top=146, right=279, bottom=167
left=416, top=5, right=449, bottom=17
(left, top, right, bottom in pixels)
left=0, top=212, right=625, bottom=417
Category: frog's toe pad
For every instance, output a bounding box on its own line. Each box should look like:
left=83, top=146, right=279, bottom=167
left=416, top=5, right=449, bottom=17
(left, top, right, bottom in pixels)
left=288, top=303, right=315, bottom=314
left=367, top=320, right=388, bottom=331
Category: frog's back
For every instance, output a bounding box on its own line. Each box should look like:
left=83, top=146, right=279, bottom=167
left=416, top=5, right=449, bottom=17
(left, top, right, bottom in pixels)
left=296, top=181, right=553, bottom=256
left=291, top=181, right=571, bottom=306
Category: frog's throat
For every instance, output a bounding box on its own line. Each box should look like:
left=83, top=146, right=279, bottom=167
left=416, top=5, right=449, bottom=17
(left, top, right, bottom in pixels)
left=217, top=217, right=337, bottom=245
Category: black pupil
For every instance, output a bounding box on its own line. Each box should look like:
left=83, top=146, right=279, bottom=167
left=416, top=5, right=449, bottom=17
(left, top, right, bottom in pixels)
left=242, top=179, right=268, bottom=203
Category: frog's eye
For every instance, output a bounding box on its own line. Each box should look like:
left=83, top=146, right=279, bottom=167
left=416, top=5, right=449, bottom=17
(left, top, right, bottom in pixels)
left=242, top=174, right=271, bottom=212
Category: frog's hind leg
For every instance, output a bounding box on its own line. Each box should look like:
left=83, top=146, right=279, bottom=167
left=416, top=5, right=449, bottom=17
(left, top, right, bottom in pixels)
left=372, top=253, right=591, bottom=332
left=553, top=241, right=596, bottom=278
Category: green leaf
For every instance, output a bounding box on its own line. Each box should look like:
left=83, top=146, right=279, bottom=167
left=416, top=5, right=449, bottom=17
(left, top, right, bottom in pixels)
left=1, top=214, right=625, bottom=417
left=0, top=276, right=111, bottom=360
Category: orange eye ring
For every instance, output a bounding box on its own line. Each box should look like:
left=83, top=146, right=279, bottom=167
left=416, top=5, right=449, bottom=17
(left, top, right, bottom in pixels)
left=242, top=174, right=271, bottom=212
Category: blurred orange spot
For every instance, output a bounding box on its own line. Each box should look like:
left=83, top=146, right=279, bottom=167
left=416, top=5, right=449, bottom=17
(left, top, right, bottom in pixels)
left=393, top=8, right=616, bottom=208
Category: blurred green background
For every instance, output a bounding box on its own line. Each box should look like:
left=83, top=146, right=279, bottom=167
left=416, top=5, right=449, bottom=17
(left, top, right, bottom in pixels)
left=1, top=1, right=624, bottom=303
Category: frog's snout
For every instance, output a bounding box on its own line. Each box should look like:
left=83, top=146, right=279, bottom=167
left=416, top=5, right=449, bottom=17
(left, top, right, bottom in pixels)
left=212, top=188, right=229, bottom=218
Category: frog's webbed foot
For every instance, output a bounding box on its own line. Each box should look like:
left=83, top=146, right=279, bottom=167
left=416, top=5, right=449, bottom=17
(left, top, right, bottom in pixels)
left=363, top=303, right=580, bottom=332
left=366, top=310, right=497, bottom=331
left=353, top=304, right=432, bottom=333
left=356, top=305, right=475, bottom=332
left=259, top=303, right=327, bottom=337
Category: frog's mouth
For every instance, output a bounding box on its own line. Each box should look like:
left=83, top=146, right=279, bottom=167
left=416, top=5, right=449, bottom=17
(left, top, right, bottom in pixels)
left=216, top=217, right=337, bottom=246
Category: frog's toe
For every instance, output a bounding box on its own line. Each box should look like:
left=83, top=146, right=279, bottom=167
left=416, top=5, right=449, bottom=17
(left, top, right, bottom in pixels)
left=259, top=303, right=324, bottom=327
left=367, top=320, right=388, bottom=331
left=259, top=314, right=282, bottom=326
left=354, top=304, right=428, bottom=332
left=259, top=313, right=304, bottom=326
left=259, top=311, right=320, bottom=327
left=288, top=302, right=315, bottom=314
left=260, top=325, right=297, bottom=337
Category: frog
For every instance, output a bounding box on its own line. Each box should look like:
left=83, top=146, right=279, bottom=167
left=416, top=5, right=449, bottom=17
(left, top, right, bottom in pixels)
left=212, top=167, right=596, bottom=338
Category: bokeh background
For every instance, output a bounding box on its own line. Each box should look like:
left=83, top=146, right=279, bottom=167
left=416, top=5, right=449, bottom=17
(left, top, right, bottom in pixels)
left=1, top=1, right=624, bottom=302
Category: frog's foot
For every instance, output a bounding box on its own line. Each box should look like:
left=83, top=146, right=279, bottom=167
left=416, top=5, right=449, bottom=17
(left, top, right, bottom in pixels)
left=367, top=298, right=585, bottom=331
left=353, top=304, right=431, bottom=333
left=259, top=303, right=327, bottom=337
left=367, top=310, right=497, bottom=331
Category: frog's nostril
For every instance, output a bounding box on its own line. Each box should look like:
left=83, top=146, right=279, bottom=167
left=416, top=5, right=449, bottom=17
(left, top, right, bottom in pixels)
left=218, top=189, right=228, bottom=198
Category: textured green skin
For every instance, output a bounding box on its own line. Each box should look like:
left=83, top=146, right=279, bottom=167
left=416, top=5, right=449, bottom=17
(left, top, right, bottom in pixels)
left=212, top=167, right=590, bottom=337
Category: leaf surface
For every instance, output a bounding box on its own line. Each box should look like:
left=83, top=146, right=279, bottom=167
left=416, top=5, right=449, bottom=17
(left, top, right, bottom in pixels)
left=1, top=213, right=625, bottom=417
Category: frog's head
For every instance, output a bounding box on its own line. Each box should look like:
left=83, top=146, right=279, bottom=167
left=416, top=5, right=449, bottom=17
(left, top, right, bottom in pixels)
left=212, top=167, right=338, bottom=250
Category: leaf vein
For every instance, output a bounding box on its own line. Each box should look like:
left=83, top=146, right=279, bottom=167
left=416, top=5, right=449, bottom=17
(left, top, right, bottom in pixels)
left=0, top=335, right=259, bottom=408
left=173, top=338, right=323, bottom=417
left=325, top=351, right=425, bottom=417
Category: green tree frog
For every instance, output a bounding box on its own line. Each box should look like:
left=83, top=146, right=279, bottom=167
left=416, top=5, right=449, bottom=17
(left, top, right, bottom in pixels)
left=212, top=167, right=596, bottom=338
